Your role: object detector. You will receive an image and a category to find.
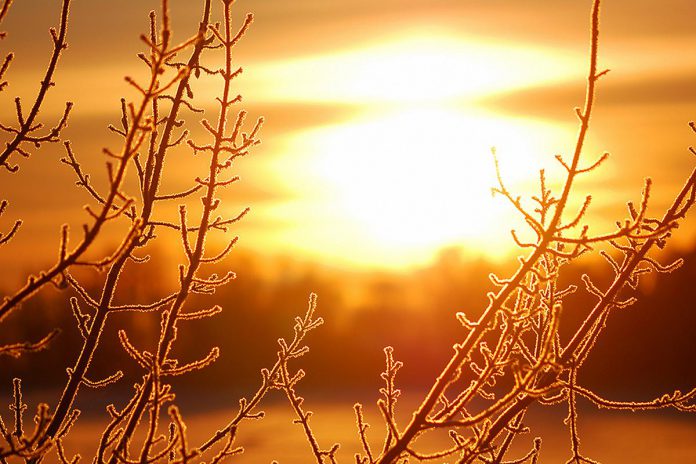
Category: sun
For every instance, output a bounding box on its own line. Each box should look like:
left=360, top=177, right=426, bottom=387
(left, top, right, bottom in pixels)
left=260, top=106, right=572, bottom=269
left=315, top=108, right=505, bottom=247
left=247, top=33, right=578, bottom=269
left=316, top=107, right=570, bottom=248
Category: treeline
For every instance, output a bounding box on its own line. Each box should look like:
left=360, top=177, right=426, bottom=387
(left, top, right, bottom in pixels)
left=2, top=244, right=695, bottom=400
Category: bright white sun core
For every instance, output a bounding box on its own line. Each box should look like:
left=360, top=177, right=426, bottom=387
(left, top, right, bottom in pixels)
left=250, top=33, right=578, bottom=268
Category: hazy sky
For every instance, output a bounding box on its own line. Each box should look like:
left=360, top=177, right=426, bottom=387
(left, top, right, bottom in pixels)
left=1, top=0, right=696, bottom=273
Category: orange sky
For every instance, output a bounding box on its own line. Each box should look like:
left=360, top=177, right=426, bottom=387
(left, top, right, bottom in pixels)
left=1, top=0, right=696, bottom=273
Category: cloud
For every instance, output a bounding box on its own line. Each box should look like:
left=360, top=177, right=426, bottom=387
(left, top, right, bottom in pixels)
left=480, top=70, right=696, bottom=122
left=249, top=102, right=361, bottom=135
left=249, top=0, right=696, bottom=58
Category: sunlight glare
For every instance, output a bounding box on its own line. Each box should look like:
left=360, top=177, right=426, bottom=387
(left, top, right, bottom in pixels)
left=265, top=107, right=573, bottom=268
left=243, top=32, right=582, bottom=268
left=250, top=33, right=579, bottom=104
